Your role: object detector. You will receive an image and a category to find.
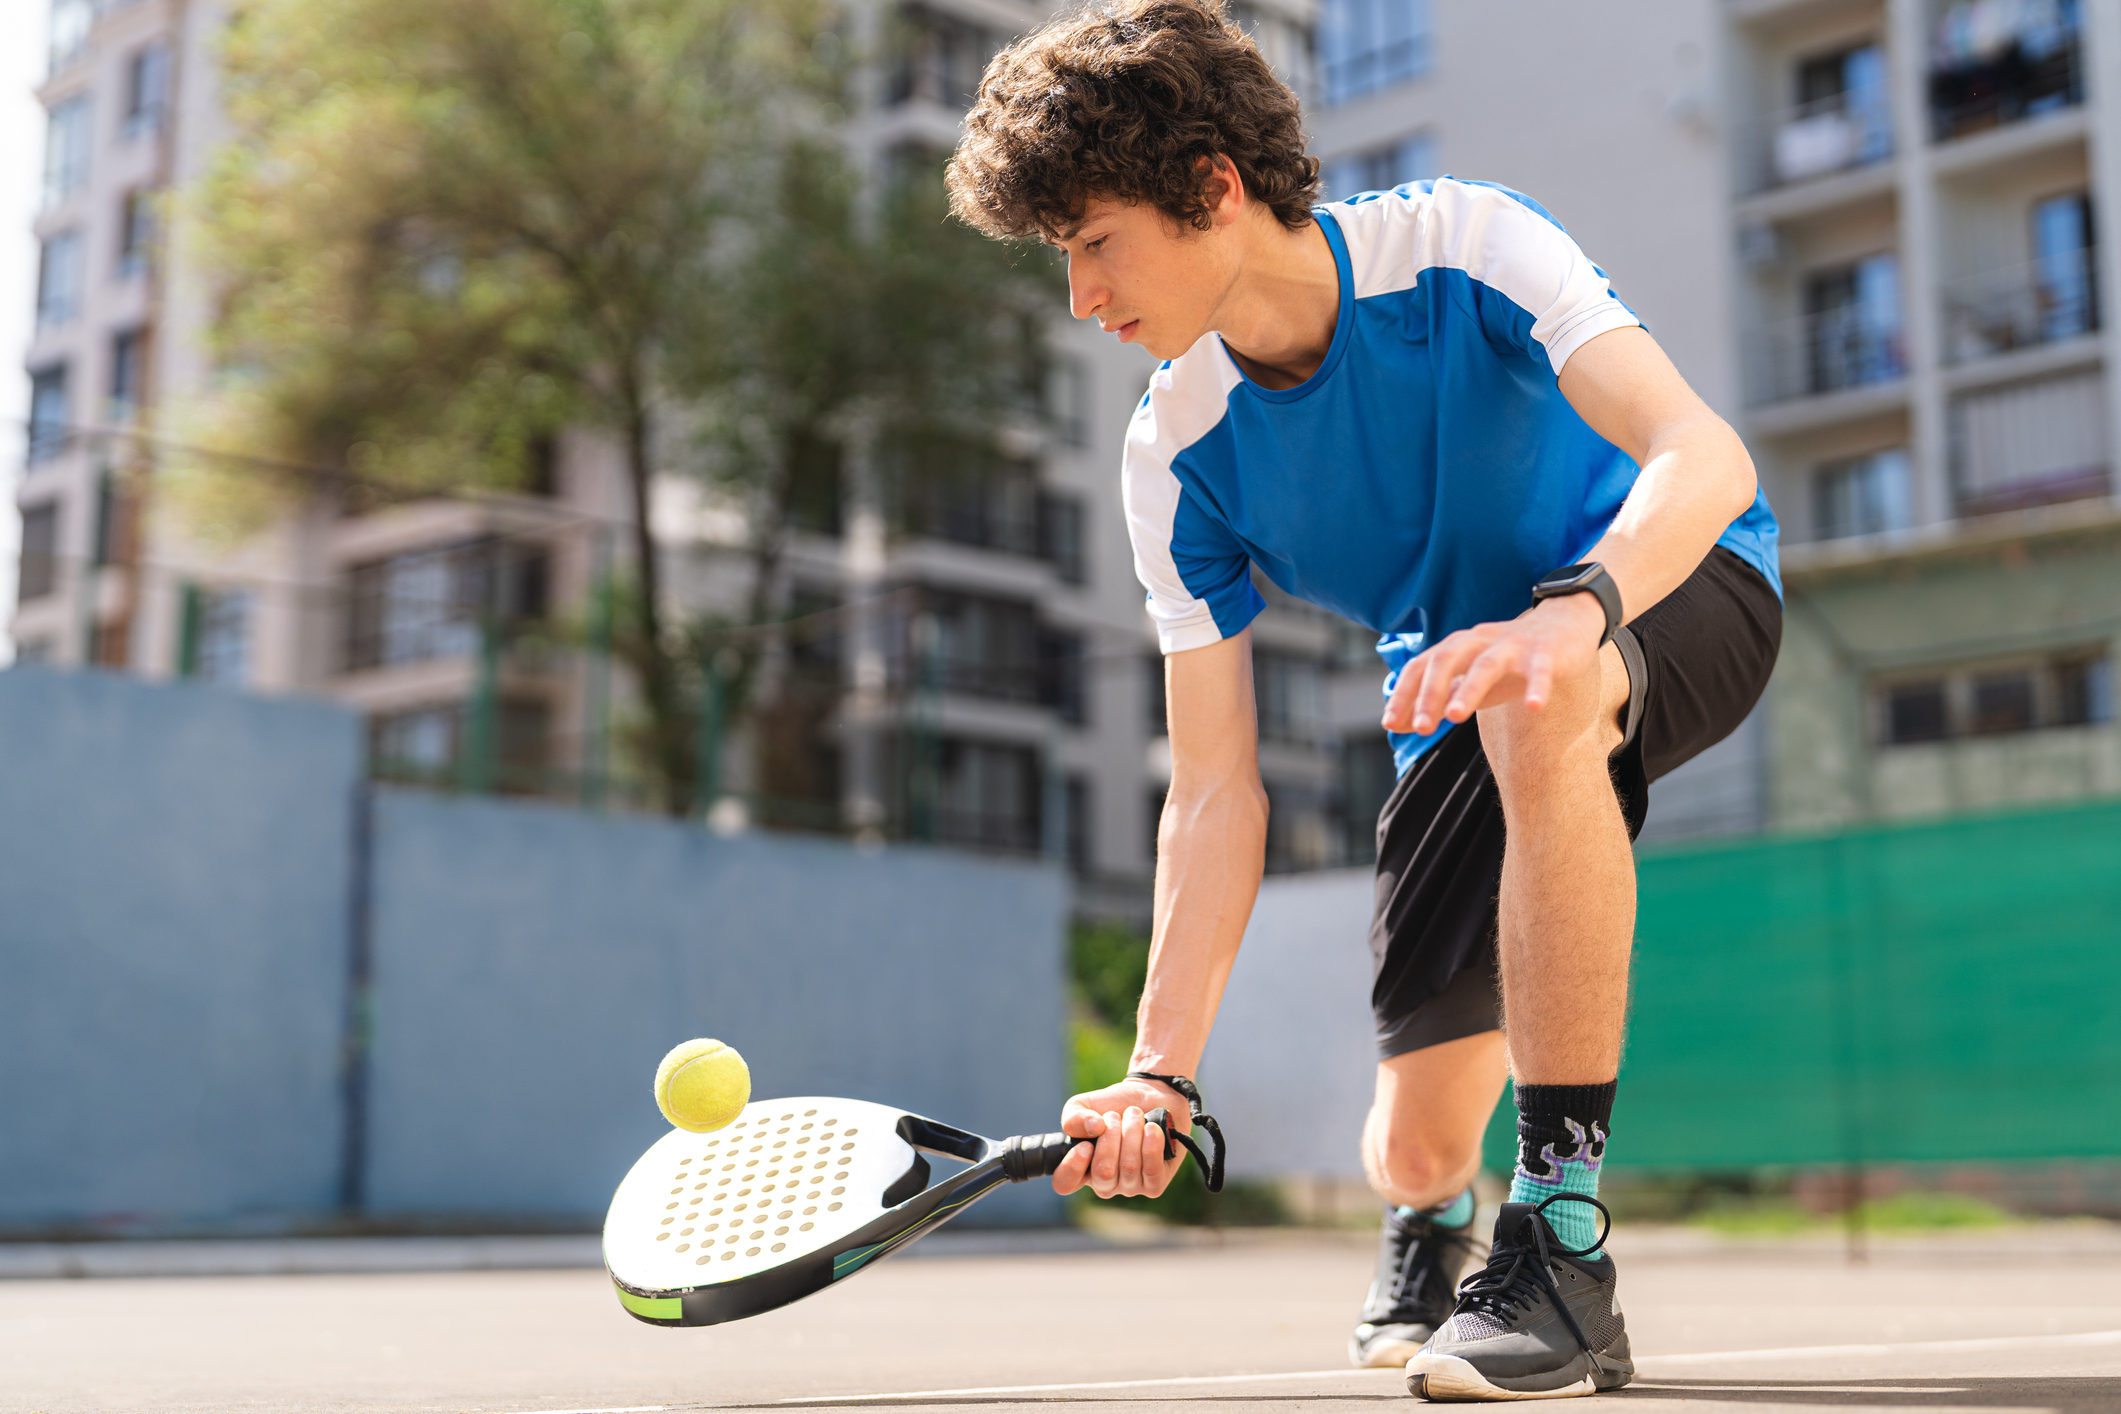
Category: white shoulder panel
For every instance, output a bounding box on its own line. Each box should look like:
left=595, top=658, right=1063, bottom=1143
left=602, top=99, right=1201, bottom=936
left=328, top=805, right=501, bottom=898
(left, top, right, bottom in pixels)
left=1122, top=337, right=1247, bottom=654
left=1329, top=179, right=1639, bottom=374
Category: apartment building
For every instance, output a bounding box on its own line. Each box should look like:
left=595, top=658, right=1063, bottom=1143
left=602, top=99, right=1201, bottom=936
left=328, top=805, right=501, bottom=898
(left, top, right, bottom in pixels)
left=1728, top=0, right=2121, bottom=825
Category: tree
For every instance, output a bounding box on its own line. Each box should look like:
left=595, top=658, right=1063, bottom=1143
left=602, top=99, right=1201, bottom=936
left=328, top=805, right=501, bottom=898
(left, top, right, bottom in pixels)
left=180, top=0, right=822, bottom=813
left=180, top=0, right=1057, bottom=821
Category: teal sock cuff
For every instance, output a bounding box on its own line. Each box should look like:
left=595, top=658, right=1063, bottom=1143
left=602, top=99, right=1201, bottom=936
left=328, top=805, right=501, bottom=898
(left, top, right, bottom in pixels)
left=1428, top=1188, right=1475, bottom=1228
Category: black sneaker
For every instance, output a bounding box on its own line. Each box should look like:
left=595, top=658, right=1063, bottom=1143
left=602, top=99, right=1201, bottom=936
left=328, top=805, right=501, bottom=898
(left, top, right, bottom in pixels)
left=1348, top=1201, right=1486, bottom=1369
left=1404, top=1195, right=1633, bottom=1401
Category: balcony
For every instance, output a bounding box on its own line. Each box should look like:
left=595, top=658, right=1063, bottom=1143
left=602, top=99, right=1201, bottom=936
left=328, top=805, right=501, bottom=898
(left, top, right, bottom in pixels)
left=1745, top=301, right=1908, bottom=406
left=1930, top=11, right=2081, bottom=142
left=1952, top=369, right=2111, bottom=517
left=1744, top=92, right=1892, bottom=195
left=1943, top=252, right=2098, bottom=364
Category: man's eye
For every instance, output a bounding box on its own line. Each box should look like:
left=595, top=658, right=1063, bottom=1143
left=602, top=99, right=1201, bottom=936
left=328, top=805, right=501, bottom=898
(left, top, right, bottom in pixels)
left=1086, top=237, right=1106, bottom=252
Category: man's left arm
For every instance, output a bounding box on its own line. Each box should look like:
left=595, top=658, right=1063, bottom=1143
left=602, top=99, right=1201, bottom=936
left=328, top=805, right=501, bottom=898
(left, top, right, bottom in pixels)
left=1383, top=325, right=1759, bottom=733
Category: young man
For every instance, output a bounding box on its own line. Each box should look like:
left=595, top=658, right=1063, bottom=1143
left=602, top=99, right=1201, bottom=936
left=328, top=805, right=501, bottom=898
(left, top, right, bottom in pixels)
left=947, top=2, right=1779, bottom=1400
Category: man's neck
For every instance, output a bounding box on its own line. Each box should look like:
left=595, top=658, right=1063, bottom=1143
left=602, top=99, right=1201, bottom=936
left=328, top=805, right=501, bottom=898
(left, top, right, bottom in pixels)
left=1211, top=211, right=1340, bottom=391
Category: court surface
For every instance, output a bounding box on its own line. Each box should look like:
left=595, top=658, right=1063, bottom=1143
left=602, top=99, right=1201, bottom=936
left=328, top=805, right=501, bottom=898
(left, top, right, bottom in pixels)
left=3, top=1227, right=2117, bottom=1413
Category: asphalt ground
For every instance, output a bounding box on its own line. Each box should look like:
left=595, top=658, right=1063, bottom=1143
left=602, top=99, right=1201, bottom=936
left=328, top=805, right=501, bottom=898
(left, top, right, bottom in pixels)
left=3, top=1228, right=2118, bottom=1414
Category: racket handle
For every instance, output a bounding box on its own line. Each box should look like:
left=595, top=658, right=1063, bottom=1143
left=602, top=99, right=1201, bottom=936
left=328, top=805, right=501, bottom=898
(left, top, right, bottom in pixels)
left=998, top=1131, right=1085, bottom=1182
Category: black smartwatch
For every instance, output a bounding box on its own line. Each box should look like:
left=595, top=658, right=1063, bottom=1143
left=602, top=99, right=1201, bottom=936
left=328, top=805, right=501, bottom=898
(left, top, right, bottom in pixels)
left=1531, top=562, right=1623, bottom=647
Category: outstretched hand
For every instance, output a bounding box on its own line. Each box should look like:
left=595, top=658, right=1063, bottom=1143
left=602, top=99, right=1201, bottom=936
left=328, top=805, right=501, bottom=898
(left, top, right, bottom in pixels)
left=1050, top=1076, right=1189, bottom=1199
left=1383, top=594, right=1607, bottom=736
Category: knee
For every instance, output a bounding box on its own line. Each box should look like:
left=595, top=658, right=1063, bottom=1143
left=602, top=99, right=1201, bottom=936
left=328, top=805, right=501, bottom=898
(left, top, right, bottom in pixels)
left=1367, top=1123, right=1479, bottom=1205
left=1479, top=650, right=1625, bottom=791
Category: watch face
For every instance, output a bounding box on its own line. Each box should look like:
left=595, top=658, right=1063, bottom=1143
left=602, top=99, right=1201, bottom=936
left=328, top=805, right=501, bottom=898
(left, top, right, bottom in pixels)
left=1538, top=564, right=1598, bottom=592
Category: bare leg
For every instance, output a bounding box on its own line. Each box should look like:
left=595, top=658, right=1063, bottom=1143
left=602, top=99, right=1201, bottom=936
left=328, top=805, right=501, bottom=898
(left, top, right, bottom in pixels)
left=1363, top=1029, right=1511, bottom=1209
left=1479, top=642, right=1633, bottom=1084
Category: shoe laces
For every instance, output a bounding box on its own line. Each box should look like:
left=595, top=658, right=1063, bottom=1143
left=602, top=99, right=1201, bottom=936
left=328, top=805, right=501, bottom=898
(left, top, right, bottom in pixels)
left=1451, top=1194, right=1622, bottom=1372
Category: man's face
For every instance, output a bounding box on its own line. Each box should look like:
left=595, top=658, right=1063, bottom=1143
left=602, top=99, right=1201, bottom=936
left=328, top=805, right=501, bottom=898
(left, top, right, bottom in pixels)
left=1050, top=196, right=1235, bottom=361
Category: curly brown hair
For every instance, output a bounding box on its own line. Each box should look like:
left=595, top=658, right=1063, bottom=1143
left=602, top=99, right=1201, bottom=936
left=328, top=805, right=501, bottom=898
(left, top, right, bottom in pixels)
left=946, top=0, right=1320, bottom=242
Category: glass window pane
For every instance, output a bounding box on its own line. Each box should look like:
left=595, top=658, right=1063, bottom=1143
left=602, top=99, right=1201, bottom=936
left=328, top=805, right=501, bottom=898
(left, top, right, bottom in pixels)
left=1885, top=681, right=1949, bottom=743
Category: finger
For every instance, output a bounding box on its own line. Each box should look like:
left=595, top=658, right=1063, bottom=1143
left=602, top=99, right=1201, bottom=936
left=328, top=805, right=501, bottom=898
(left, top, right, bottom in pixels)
left=1050, top=1137, right=1094, bottom=1196
left=1089, top=1110, right=1123, bottom=1199
left=1117, top=1106, right=1146, bottom=1195
left=1448, top=644, right=1524, bottom=720
left=1522, top=649, right=1554, bottom=711
left=1061, top=1103, right=1107, bottom=1140
left=1410, top=647, right=1471, bottom=734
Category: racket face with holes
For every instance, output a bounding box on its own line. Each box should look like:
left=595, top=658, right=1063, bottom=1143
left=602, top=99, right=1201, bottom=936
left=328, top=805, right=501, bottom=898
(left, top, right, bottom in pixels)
left=604, top=1095, right=1000, bottom=1327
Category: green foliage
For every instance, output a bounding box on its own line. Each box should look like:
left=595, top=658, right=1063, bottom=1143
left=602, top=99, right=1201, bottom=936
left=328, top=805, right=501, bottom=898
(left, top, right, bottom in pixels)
left=1069, top=918, right=1151, bottom=1032
left=1857, top=1191, right=2008, bottom=1230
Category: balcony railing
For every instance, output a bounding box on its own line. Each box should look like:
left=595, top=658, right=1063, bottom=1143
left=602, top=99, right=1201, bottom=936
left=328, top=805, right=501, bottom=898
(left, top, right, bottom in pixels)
left=1931, top=30, right=2081, bottom=141
left=1952, top=370, right=2111, bottom=516
left=1744, top=92, right=1892, bottom=195
left=1745, top=302, right=1907, bottom=406
left=1943, top=251, right=2099, bottom=363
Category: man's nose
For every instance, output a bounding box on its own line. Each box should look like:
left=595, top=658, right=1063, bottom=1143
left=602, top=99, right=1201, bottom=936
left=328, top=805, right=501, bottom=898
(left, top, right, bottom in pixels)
left=1067, top=256, right=1102, bottom=322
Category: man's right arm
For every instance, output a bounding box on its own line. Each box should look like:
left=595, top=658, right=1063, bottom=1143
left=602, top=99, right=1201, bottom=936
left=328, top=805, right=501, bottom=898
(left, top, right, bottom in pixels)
left=1051, top=628, right=1268, bottom=1199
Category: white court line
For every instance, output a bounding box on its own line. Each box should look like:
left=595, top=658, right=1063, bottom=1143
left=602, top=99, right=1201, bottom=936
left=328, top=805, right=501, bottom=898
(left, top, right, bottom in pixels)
left=1641, top=1327, right=2121, bottom=1366
left=492, top=1329, right=2121, bottom=1413
left=769, top=1368, right=1393, bottom=1403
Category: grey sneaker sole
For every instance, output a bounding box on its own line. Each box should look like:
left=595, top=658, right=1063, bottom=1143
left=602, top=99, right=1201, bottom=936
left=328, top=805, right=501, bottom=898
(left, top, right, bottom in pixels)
left=1406, top=1350, right=1631, bottom=1401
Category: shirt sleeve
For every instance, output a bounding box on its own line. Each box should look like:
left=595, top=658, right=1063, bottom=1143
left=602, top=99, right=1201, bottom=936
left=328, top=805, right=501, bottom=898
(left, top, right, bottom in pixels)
left=1427, top=178, right=1641, bottom=376
left=1122, top=397, right=1264, bottom=655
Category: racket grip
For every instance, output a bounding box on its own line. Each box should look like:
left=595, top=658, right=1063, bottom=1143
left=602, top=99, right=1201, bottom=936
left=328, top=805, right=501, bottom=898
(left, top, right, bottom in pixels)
left=999, top=1131, right=1085, bottom=1182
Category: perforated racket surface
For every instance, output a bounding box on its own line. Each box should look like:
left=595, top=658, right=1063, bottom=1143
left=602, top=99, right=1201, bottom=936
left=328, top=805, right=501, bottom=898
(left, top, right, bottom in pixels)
left=604, top=1096, right=1077, bottom=1327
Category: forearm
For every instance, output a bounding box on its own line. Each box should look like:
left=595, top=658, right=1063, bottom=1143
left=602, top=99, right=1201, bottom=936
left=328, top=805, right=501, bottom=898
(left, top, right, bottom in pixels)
left=1583, top=417, right=1756, bottom=624
left=1130, top=772, right=1268, bottom=1078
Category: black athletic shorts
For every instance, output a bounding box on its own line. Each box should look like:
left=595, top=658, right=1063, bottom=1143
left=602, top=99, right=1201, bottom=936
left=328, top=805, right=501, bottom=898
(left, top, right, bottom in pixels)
left=1368, top=547, right=1782, bottom=1059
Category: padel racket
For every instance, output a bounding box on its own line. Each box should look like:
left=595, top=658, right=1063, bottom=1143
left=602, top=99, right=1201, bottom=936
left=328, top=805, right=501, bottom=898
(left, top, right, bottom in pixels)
left=604, top=1096, right=1087, bottom=1327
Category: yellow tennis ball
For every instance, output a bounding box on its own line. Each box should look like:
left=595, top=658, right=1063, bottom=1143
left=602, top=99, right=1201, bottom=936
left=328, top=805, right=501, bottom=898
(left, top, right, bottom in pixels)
left=654, top=1038, right=750, bottom=1133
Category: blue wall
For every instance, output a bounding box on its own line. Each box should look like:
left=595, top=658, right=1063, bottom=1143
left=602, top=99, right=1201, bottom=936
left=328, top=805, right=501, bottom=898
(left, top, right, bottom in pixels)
left=0, top=670, right=359, bottom=1230
left=0, top=669, right=1066, bottom=1232
left=364, top=791, right=1066, bottom=1225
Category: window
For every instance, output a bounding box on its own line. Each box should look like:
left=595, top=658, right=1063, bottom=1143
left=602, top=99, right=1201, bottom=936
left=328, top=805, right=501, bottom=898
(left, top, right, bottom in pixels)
left=1144, top=655, right=1168, bottom=735
left=902, top=458, right=1040, bottom=556
left=1045, top=356, right=1090, bottom=448
left=1931, top=0, right=2082, bottom=139
left=49, top=0, right=93, bottom=70
left=1813, top=448, right=1912, bottom=541
left=35, top=231, right=82, bottom=328
left=18, top=503, right=60, bottom=600
left=934, top=738, right=1041, bottom=852
left=1064, top=775, right=1091, bottom=874
left=369, top=698, right=552, bottom=789
left=1874, top=649, right=2113, bottom=745
left=109, top=328, right=146, bottom=413
left=28, top=365, right=70, bottom=462
left=1041, top=629, right=1086, bottom=724
left=1254, top=649, right=1325, bottom=745
left=2031, top=191, right=2096, bottom=342
left=1145, top=782, right=1168, bottom=861
left=345, top=539, right=549, bottom=671
left=886, top=5, right=998, bottom=108
left=1771, top=44, right=1890, bottom=186
left=1262, top=777, right=1332, bottom=874
left=123, top=44, right=169, bottom=138
left=42, top=96, right=91, bottom=208
left=1341, top=732, right=1398, bottom=865
left=117, top=189, right=156, bottom=277
left=180, top=585, right=252, bottom=686
left=1038, top=491, right=1086, bottom=585
left=13, top=638, right=54, bottom=665
left=921, top=589, right=1041, bottom=703
left=1321, top=132, right=1435, bottom=201
left=1317, top=0, right=1432, bottom=107
left=1804, top=253, right=1905, bottom=394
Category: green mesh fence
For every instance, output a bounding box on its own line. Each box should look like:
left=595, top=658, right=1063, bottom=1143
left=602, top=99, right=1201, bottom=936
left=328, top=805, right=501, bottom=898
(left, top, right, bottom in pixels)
left=1481, top=797, right=2121, bottom=1172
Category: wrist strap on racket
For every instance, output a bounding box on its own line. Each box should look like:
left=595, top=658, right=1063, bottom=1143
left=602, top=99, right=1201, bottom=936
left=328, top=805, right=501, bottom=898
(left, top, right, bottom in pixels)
left=1128, top=1071, right=1226, bottom=1193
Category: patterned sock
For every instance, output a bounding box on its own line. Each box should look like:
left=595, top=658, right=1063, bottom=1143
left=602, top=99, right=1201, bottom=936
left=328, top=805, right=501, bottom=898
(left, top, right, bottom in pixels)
left=1506, top=1081, right=1616, bottom=1257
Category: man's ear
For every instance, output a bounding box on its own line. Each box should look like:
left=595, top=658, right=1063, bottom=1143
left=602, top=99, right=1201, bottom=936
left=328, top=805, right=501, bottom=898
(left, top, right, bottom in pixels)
left=1201, top=153, right=1245, bottom=228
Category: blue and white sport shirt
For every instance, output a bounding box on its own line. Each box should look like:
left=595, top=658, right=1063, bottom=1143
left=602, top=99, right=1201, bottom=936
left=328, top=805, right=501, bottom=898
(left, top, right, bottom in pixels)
left=1121, top=177, right=1782, bottom=773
